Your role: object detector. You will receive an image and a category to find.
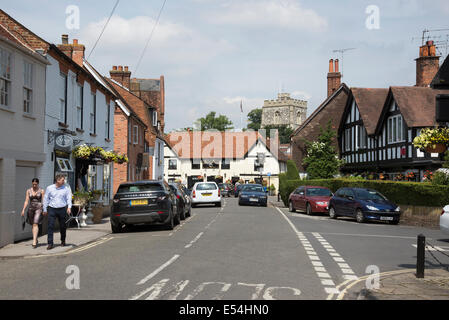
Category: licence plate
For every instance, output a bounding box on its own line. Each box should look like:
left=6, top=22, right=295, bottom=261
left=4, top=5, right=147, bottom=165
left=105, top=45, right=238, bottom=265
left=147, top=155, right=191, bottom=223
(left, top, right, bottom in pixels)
left=130, top=199, right=148, bottom=206
left=250, top=198, right=258, bottom=202
left=202, top=193, right=212, bottom=196
left=380, top=216, right=393, bottom=221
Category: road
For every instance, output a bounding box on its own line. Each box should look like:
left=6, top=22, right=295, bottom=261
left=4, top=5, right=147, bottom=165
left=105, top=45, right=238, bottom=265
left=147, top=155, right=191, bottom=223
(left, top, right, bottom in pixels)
left=1, top=197, right=448, bottom=300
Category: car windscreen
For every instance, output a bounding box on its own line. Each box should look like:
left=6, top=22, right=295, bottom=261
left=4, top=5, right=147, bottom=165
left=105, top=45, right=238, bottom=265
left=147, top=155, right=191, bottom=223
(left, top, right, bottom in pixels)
left=117, top=184, right=164, bottom=193
left=355, top=189, right=387, bottom=201
left=307, top=188, right=332, bottom=197
left=242, top=185, right=264, bottom=193
left=196, top=183, right=217, bottom=190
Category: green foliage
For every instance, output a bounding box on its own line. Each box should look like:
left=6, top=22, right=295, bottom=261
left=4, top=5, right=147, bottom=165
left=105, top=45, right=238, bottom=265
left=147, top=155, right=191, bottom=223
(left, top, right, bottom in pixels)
left=431, top=171, right=449, bottom=186
left=279, top=178, right=449, bottom=207
left=196, top=112, right=234, bottom=131
left=263, top=125, right=294, bottom=144
left=443, top=150, right=449, bottom=169
left=286, top=160, right=299, bottom=180
left=302, top=121, right=343, bottom=179
left=247, top=108, right=262, bottom=131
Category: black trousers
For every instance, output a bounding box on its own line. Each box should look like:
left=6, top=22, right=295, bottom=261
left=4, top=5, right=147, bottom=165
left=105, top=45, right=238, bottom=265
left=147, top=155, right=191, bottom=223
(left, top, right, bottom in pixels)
left=47, top=206, right=67, bottom=245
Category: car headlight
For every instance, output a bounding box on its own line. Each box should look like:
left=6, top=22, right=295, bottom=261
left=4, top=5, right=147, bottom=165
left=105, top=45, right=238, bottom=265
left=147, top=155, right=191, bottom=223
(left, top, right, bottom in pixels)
left=395, top=206, right=400, bottom=212
left=240, top=195, right=248, bottom=198
left=366, top=205, right=379, bottom=211
left=316, top=201, right=328, bottom=206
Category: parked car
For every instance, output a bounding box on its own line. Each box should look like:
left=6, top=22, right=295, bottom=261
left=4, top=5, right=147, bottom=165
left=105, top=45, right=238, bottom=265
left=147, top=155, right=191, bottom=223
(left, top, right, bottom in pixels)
left=288, top=186, right=332, bottom=215
left=238, top=184, right=268, bottom=207
left=169, top=182, right=192, bottom=220
left=191, top=182, right=222, bottom=207
left=111, top=180, right=179, bottom=233
left=440, top=205, right=449, bottom=235
left=218, top=183, right=231, bottom=197
left=328, top=187, right=400, bottom=224
left=234, top=184, right=244, bottom=197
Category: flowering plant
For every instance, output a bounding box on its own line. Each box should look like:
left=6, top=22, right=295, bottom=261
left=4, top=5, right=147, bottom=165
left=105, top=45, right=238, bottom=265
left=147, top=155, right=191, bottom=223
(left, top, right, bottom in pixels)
left=423, top=170, right=433, bottom=182
left=406, top=171, right=416, bottom=181
left=72, top=145, right=128, bottom=164
left=394, top=173, right=405, bottom=181
left=413, top=127, right=449, bottom=150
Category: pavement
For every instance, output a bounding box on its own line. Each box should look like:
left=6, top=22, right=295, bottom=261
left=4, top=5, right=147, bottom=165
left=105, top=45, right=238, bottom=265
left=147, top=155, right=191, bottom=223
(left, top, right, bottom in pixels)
left=0, top=217, right=111, bottom=258
left=268, top=196, right=449, bottom=300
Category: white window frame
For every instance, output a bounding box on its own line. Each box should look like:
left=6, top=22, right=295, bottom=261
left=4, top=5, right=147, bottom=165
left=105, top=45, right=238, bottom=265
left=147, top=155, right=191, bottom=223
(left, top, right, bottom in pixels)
left=0, top=47, right=11, bottom=108
left=387, top=115, right=404, bottom=144
left=90, top=93, right=96, bottom=133
left=56, top=158, right=73, bottom=172
left=153, top=110, right=158, bottom=127
left=76, top=84, right=83, bottom=129
left=59, top=73, right=67, bottom=122
left=345, top=128, right=351, bottom=151
left=133, top=125, right=139, bottom=145
left=23, top=61, right=33, bottom=114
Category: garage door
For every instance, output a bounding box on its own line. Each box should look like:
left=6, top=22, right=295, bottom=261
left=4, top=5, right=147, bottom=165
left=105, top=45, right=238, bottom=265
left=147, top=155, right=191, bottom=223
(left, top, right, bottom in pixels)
left=14, top=166, right=35, bottom=241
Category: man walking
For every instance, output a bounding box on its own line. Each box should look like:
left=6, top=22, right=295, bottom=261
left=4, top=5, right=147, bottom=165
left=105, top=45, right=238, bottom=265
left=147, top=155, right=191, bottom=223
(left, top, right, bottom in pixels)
left=43, top=174, right=72, bottom=250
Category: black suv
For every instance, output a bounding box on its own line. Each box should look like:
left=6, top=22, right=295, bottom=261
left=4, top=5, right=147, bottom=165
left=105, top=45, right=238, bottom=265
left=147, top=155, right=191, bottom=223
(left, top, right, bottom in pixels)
left=111, top=180, right=180, bottom=233
left=169, top=182, right=192, bottom=220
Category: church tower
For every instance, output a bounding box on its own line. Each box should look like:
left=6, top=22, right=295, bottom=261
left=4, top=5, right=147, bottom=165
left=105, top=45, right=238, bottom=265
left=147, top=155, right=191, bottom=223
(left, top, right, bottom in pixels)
left=261, top=92, right=308, bottom=130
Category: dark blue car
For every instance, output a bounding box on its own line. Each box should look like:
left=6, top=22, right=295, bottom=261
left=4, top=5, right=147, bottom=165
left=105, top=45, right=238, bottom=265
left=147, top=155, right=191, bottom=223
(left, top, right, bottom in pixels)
left=328, top=187, right=400, bottom=224
left=238, top=184, right=268, bottom=207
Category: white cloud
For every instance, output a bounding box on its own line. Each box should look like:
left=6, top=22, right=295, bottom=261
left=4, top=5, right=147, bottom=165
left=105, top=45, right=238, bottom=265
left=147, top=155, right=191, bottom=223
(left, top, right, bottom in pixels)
left=209, top=0, right=327, bottom=31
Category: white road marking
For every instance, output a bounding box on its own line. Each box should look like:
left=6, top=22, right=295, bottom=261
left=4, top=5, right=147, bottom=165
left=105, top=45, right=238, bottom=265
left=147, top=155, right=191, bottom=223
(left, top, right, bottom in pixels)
left=321, top=279, right=335, bottom=286
left=130, top=278, right=170, bottom=300
left=411, top=244, right=447, bottom=252
left=185, top=282, right=231, bottom=300
left=185, top=232, right=204, bottom=248
left=236, top=283, right=265, bottom=300
left=136, top=255, right=180, bottom=285
left=274, top=207, right=340, bottom=296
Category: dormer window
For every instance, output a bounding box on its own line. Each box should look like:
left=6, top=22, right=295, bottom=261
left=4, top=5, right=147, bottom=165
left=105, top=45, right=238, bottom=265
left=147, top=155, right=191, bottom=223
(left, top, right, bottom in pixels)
left=387, top=115, right=403, bottom=144
left=152, top=110, right=157, bottom=127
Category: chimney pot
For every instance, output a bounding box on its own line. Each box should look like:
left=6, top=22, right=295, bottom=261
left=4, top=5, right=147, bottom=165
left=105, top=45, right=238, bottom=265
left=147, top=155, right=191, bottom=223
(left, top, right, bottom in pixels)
left=335, top=59, right=339, bottom=73
left=61, top=34, right=69, bottom=44
left=426, top=40, right=434, bottom=46
left=124, top=66, right=129, bottom=72
left=329, top=59, right=334, bottom=72
left=118, top=66, right=123, bottom=71
left=112, top=66, right=117, bottom=71
left=73, top=39, right=78, bottom=45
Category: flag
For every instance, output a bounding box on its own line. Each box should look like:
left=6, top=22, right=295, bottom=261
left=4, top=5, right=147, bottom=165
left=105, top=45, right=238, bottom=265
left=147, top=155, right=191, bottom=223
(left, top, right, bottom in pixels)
left=240, top=100, right=243, bottom=113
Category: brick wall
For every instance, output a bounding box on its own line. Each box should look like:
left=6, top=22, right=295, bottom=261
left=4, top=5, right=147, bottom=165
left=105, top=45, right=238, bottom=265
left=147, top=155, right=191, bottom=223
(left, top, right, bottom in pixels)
left=291, top=88, right=349, bottom=172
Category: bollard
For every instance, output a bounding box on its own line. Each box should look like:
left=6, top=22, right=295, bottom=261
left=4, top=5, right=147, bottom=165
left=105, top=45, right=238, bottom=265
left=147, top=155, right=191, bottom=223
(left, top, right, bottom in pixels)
left=416, top=234, right=425, bottom=278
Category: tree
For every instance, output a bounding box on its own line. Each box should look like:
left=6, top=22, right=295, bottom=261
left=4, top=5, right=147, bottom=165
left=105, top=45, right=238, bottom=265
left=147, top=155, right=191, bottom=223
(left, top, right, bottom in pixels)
left=247, top=108, right=262, bottom=131
left=264, top=125, right=294, bottom=144
left=302, top=121, right=344, bottom=179
left=286, top=160, right=299, bottom=180
left=196, top=112, right=233, bottom=131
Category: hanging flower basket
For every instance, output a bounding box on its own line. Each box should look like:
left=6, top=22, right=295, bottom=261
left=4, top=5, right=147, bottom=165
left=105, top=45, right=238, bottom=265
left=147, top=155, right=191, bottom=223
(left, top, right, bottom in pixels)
left=413, top=128, right=449, bottom=154
left=72, top=145, right=128, bottom=164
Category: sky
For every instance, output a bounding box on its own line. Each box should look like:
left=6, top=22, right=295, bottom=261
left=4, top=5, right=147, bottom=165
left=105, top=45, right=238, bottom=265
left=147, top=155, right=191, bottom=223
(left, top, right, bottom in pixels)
left=3, top=0, right=449, bottom=132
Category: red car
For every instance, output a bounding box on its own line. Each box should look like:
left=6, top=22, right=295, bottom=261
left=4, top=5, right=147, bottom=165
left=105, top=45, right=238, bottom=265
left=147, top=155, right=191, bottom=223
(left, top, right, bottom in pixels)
left=288, top=186, right=332, bottom=215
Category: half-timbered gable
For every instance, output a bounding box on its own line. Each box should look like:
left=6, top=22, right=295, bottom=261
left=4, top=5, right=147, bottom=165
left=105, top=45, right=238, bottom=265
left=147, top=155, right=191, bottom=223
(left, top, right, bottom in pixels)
left=339, top=88, right=388, bottom=171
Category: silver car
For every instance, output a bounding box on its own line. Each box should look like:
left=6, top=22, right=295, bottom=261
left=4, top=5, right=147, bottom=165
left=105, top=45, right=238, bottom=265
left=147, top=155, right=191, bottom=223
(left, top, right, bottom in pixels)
left=440, top=205, right=449, bottom=235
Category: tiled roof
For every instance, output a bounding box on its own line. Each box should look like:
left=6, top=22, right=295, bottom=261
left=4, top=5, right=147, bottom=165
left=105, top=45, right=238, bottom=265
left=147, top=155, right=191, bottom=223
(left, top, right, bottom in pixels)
left=166, top=131, right=282, bottom=160
left=351, top=88, right=389, bottom=135
left=0, top=24, right=35, bottom=53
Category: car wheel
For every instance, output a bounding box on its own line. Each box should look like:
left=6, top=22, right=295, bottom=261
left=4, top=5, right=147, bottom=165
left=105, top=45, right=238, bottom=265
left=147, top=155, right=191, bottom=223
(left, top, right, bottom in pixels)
left=216, top=202, right=222, bottom=207
left=356, top=209, right=365, bottom=223
left=289, top=201, right=296, bottom=212
left=306, top=203, right=313, bottom=215
left=191, top=203, right=196, bottom=208
left=263, top=202, right=268, bottom=207
left=165, top=209, right=175, bottom=230
left=329, top=206, right=337, bottom=219
left=186, top=207, right=191, bottom=217
left=111, top=221, right=123, bottom=233
left=180, top=206, right=186, bottom=220
left=174, top=210, right=181, bottom=225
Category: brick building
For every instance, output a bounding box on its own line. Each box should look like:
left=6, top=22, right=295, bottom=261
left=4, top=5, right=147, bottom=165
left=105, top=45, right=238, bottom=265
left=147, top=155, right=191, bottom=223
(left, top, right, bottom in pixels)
left=290, top=59, right=349, bottom=172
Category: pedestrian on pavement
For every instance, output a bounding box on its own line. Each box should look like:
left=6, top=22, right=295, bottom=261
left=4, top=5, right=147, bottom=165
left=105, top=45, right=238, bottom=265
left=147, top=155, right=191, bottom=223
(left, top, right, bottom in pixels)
left=21, top=178, right=45, bottom=249
left=43, top=174, right=72, bottom=250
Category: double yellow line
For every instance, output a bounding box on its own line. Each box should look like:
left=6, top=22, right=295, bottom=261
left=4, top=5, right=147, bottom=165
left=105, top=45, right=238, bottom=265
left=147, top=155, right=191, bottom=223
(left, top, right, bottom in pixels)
left=327, top=268, right=415, bottom=300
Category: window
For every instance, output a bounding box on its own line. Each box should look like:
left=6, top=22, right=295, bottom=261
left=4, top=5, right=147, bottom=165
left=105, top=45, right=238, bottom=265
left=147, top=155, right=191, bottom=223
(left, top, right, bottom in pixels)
left=76, top=85, right=83, bottom=129
left=23, top=61, right=33, bottom=114
left=221, top=159, right=230, bottom=169
left=387, top=115, right=403, bottom=143
left=56, top=158, right=73, bottom=172
left=274, top=111, right=281, bottom=125
left=133, top=125, right=138, bottom=144
left=153, top=110, right=157, bottom=127
left=191, top=160, right=200, bottom=169
left=168, top=159, right=177, bottom=170
left=90, top=94, right=96, bottom=133
left=203, top=160, right=219, bottom=169
left=105, top=104, right=110, bottom=139
left=128, top=122, right=132, bottom=143
left=345, top=128, right=351, bottom=151
left=59, top=73, right=67, bottom=122
left=356, top=125, right=367, bottom=149
left=0, top=48, right=11, bottom=107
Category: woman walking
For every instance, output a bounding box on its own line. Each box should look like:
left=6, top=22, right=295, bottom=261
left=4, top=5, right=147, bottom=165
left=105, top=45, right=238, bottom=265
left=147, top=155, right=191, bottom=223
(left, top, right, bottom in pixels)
left=21, top=178, right=45, bottom=249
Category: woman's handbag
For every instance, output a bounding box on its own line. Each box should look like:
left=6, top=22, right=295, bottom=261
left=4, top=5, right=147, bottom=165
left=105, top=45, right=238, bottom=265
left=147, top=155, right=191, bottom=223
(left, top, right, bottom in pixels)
left=21, top=215, right=26, bottom=230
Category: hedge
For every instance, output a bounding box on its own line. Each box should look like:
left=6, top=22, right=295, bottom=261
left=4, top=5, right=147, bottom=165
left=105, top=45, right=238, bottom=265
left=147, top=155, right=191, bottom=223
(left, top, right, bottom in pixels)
left=279, top=178, right=449, bottom=208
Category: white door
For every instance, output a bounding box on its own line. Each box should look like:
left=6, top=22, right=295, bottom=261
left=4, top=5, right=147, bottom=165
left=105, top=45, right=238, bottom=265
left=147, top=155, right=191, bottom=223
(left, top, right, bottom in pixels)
left=14, top=166, right=35, bottom=241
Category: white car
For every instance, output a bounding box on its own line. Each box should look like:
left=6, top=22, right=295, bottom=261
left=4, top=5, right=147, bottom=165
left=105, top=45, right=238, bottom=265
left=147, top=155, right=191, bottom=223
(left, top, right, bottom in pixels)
left=191, top=182, right=222, bottom=207
left=440, top=205, right=449, bottom=235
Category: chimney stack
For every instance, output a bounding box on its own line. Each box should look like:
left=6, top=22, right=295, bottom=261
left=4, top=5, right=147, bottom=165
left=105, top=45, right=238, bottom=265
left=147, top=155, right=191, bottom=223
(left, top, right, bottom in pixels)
left=416, top=40, right=440, bottom=87
left=57, top=35, right=85, bottom=67
left=327, top=59, right=341, bottom=97
left=110, top=65, right=131, bottom=89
